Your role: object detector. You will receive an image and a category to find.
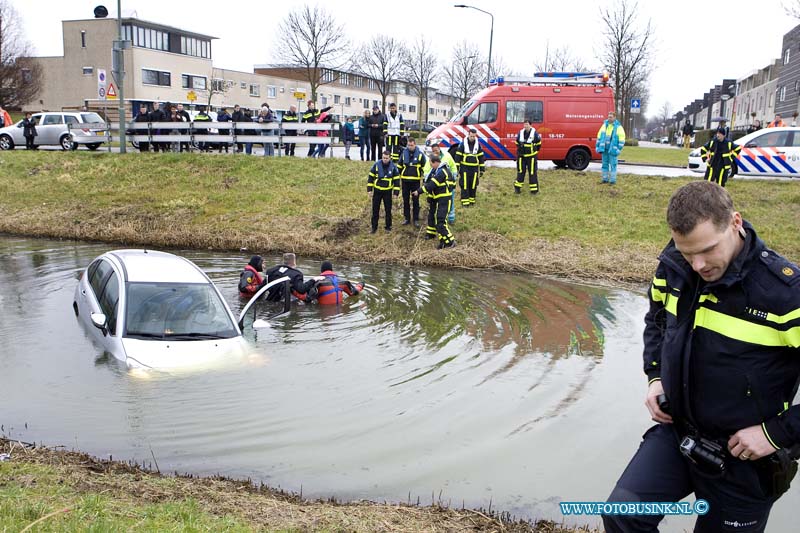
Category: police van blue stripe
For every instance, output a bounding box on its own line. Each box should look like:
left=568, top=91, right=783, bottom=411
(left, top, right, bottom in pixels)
left=773, top=157, right=797, bottom=174
left=736, top=159, right=751, bottom=173
left=759, top=156, right=781, bottom=173
left=744, top=156, right=766, bottom=173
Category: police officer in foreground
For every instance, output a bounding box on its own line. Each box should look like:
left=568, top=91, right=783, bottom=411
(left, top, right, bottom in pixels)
left=604, top=181, right=800, bottom=533
left=700, top=127, right=742, bottom=187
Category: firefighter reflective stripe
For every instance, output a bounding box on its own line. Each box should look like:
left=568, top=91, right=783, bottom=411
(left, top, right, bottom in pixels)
left=368, top=162, right=400, bottom=191
left=652, top=277, right=667, bottom=288
left=457, top=140, right=483, bottom=167
left=384, top=113, right=403, bottom=136
left=698, top=293, right=718, bottom=304
left=693, top=307, right=800, bottom=347
left=517, top=128, right=541, bottom=157
left=650, top=286, right=678, bottom=316
left=762, top=423, right=782, bottom=450
left=748, top=307, right=800, bottom=325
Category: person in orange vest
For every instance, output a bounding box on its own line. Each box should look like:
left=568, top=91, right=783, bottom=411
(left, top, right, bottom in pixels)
left=238, top=255, right=264, bottom=297
left=309, top=261, right=364, bottom=305
left=767, top=114, right=786, bottom=128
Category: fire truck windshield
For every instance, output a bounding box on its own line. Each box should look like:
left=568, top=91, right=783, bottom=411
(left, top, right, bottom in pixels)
left=449, top=100, right=476, bottom=123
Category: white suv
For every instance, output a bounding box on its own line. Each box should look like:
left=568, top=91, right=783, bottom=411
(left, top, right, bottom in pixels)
left=0, top=111, right=106, bottom=151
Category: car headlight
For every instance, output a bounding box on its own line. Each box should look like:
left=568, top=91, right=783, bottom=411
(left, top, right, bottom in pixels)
left=689, top=149, right=700, bottom=157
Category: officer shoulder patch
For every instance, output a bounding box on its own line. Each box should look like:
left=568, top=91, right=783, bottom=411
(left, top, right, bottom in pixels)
left=760, top=250, right=800, bottom=286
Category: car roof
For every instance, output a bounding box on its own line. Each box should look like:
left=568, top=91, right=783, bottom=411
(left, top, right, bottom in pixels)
left=106, top=250, right=210, bottom=284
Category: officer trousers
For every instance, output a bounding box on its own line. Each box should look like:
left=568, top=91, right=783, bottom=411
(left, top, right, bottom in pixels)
left=448, top=188, right=456, bottom=223
left=284, top=142, right=296, bottom=156
left=459, top=168, right=480, bottom=206
left=605, top=424, right=777, bottom=533
left=386, top=135, right=402, bottom=161
left=371, top=190, right=393, bottom=231
left=426, top=198, right=454, bottom=246
left=401, top=180, right=421, bottom=223
left=359, top=135, right=369, bottom=160
left=704, top=165, right=730, bottom=187
left=516, top=156, right=539, bottom=193
left=601, top=152, right=619, bottom=184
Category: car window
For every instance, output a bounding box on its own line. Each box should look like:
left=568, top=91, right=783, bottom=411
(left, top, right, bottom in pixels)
left=467, top=102, right=498, bottom=125
left=81, top=113, right=104, bottom=123
left=89, top=259, right=114, bottom=300
left=98, top=273, right=120, bottom=335
left=789, top=132, right=800, bottom=147
left=64, top=115, right=80, bottom=126
left=506, top=101, right=544, bottom=123
left=747, top=131, right=789, bottom=148
left=125, top=282, right=238, bottom=339
left=42, top=114, right=64, bottom=125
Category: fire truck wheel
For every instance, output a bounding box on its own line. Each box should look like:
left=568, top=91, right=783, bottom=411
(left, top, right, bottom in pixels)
left=565, top=147, right=591, bottom=171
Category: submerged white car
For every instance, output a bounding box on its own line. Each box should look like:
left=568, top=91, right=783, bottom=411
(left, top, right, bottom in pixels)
left=688, top=127, right=800, bottom=178
left=73, top=249, right=248, bottom=370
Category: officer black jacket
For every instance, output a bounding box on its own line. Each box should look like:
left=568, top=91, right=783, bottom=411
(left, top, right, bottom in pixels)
left=398, top=147, right=427, bottom=179
left=264, top=264, right=314, bottom=302
left=644, top=221, right=800, bottom=449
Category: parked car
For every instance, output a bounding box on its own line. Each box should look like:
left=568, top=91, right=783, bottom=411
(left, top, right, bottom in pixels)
left=406, top=121, right=436, bottom=133
left=73, top=249, right=248, bottom=370
left=0, top=111, right=106, bottom=151
left=659, top=136, right=670, bottom=144
left=687, top=127, right=800, bottom=178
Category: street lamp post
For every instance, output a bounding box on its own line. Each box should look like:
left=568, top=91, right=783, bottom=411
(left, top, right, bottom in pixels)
left=454, top=4, right=494, bottom=84
left=112, top=0, right=127, bottom=153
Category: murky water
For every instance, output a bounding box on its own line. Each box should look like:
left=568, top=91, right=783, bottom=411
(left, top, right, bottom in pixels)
left=1, top=235, right=797, bottom=531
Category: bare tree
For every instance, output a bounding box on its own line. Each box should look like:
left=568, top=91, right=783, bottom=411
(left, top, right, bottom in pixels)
left=402, top=36, right=437, bottom=123
left=784, top=0, right=800, bottom=18
left=0, top=0, right=43, bottom=109
left=535, top=42, right=590, bottom=73
left=272, top=5, right=348, bottom=102
left=443, top=41, right=486, bottom=107
left=598, top=0, right=655, bottom=134
left=354, top=35, right=408, bottom=113
left=488, top=55, right=521, bottom=80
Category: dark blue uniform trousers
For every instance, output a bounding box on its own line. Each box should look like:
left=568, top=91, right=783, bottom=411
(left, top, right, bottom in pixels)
left=604, top=424, right=777, bottom=533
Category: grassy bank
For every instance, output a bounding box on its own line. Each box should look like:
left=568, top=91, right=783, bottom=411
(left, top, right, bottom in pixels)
left=0, top=439, right=595, bottom=533
left=619, top=146, right=690, bottom=167
left=1, top=151, right=799, bottom=283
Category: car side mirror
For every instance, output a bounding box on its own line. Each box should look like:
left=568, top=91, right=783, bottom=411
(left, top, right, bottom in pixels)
left=90, top=312, right=108, bottom=336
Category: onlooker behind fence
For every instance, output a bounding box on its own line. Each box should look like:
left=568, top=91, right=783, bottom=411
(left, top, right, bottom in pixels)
left=313, top=111, right=332, bottom=158
left=150, top=102, right=167, bottom=152
left=681, top=121, right=693, bottom=149
left=368, top=105, right=385, bottom=161
left=176, top=104, right=191, bottom=152
left=746, top=120, right=762, bottom=135
left=133, top=103, right=150, bottom=152
left=767, top=114, right=786, bottom=128
left=22, top=112, right=37, bottom=150
left=282, top=105, right=299, bottom=156
left=194, top=106, right=212, bottom=152
left=258, top=105, right=275, bottom=157
left=232, top=104, right=246, bottom=153
left=217, top=107, right=231, bottom=153
left=342, top=116, right=356, bottom=160
left=359, top=110, right=370, bottom=161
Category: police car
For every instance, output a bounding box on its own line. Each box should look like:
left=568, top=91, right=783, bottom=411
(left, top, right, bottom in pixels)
left=688, top=127, right=800, bottom=178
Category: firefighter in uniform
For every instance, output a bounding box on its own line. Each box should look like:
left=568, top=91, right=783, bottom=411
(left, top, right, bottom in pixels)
left=605, top=181, right=800, bottom=533
left=515, top=120, right=542, bottom=194
left=382, top=103, right=406, bottom=162
left=413, top=155, right=455, bottom=249
left=282, top=105, right=299, bottom=156
left=367, top=150, right=400, bottom=233
left=700, top=127, right=742, bottom=187
left=425, top=141, right=459, bottom=224
left=454, top=129, right=485, bottom=207
left=397, top=137, right=427, bottom=227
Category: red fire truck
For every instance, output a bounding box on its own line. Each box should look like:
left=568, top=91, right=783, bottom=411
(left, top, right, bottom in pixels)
left=425, top=73, right=616, bottom=170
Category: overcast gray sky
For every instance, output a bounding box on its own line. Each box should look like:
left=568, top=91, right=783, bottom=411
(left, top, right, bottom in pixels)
left=12, top=0, right=797, bottom=118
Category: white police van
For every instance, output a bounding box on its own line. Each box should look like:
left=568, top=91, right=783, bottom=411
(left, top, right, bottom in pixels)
left=688, top=127, right=800, bottom=178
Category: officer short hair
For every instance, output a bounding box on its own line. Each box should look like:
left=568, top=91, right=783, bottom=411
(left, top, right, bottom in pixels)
left=667, top=181, right=734, bottom=236
left=283, top=252, right=296, bottom=266
left=382, top=150, right=391, bottom=156
left=430, top=155, right=441, bottom=163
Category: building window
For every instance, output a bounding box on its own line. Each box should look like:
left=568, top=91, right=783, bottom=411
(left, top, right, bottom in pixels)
left=409, top=105, right=416, bottom=113
left=82, top=66, right=94, bottom=75
left=182, top=74, right=206, bottom=90
left=180, top=36, right=210, bottom=58
left=354, top=76, right=364, bottom=88
left=81, top=30, right=86, bottom=48
left=428, top=107, right=435, bottom=116
left=345, top=96, right=351, bottom=106
left=267, top=86, right=277, bottom=98
left=249, top=84, right=260, bottom=97
left=240, top=81, right=247, bottom=89
left=373, top=100, right=379, bottom=109
left=321, top=96, right=328, bottom=105
left=785, top=48, right=791, bottom=65
left=322, top=69, right=335, bottom=83
left=334, top=95, right=341, bottom=104
left=340, top=73, right=349, bottom=85
left=211, top=78, right=225, bottom=92
left=779, top=86, right=786, bottom=102
left=143, top=69, right=171, bottom=87
left=368, top=79, right=377, bottom=91
left=363, top=100, right=369, bottom=109
left=399, top=104, right=406, bottom=112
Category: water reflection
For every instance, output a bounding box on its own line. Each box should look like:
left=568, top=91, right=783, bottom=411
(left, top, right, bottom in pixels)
left=0, top=236, right=796, bottom=532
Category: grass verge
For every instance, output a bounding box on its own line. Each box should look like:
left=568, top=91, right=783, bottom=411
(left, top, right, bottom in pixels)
left=0, top=151, right=798, bottom=284
left=619, top=146, right=692, bottom=167
left=0, top=438, right=597, bottom=532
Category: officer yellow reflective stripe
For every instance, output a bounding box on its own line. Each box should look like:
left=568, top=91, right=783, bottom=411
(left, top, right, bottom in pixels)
left=368, top=168, right=400, bottom=191
left=762, top=422, right=782, bottom=450
left=693, top=307, right=800, bottom=347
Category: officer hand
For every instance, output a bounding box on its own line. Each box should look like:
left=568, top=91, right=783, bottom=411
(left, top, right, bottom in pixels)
left=728, top=425, right=778, bottom=461
left=412, top=190, right=418, bottom=197
left=645, top=380, right=673, bottom=424
left=393, top=190, right=399, bottom=197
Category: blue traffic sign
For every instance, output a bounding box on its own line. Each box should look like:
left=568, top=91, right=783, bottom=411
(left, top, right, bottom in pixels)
left=630, top=98, right=642, bottom=114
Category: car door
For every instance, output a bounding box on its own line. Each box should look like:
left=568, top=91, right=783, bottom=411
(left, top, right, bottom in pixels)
left=39, top=113, right=65, bottom=145
left=64, top=114, right=81, bottom=143
left=82, top=258, right=122, bottom=354
left=737, top=130, right=794, bottom=177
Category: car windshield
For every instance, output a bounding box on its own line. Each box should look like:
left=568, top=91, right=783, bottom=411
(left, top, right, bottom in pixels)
left=449, top=100, right=476, bottom=123
left=124, top=282, right=238, bottom=340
